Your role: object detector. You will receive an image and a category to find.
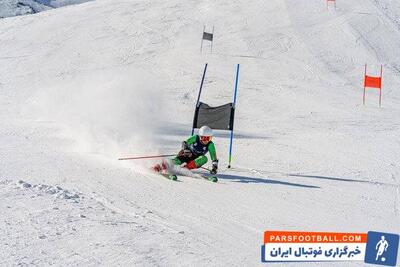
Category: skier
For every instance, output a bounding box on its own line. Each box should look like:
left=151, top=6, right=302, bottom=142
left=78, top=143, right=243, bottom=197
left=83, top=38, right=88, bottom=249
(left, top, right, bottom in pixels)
left=154, top=125, right=219, bottom=175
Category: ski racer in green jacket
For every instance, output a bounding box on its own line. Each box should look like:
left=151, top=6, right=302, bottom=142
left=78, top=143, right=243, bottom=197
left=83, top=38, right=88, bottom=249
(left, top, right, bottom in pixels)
left=173, top=125, right=219, bottom=174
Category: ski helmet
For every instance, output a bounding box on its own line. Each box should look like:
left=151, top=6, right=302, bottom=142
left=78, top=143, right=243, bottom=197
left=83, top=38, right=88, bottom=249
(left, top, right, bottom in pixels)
left=198, top=125, right=212, bottom=137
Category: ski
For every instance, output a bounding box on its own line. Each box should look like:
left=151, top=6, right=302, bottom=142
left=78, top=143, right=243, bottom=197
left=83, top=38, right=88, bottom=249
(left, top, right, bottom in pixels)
left=153, top=161, right=218, bottom=182
left=154, top=171, right=178, bottom=181
left=194, top=173, right=218, bottom=182
left=178, top=170, right=218, bottom=183
left=158, top=170, right=217, bottom=182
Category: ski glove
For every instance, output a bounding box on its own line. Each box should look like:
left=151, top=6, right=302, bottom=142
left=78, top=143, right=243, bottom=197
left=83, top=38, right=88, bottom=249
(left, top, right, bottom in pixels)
left=180, top=141, right=192, bottom=157
left=211, top=160, right=218, bottom=174
left=183, top=149, right=192, bottom=157
left=181, top=141, right=189, bottom=150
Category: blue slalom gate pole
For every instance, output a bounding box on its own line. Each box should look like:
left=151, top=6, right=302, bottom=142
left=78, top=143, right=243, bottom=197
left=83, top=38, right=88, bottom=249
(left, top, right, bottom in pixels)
left=192, top=63, right=208, bottom=135
left=228, top=64, right=240, bottom=168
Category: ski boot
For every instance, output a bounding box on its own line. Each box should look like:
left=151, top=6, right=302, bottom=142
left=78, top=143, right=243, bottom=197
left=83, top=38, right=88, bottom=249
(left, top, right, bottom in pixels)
left=208, top=176, right=218, bottom=183
left=168, top=174, right=178, bottom=181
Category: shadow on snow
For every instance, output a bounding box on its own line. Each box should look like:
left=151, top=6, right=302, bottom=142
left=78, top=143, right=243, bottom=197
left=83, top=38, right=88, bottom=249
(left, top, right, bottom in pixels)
left=289, top=174, right=379, bottom=184
left=216, top=173, right=319, bottom=188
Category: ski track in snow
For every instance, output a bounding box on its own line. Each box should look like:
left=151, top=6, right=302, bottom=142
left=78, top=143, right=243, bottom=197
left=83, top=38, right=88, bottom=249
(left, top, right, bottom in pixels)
left=0, top=178, right=224, bottom=266
left=1, top=0, right=400, bottom=266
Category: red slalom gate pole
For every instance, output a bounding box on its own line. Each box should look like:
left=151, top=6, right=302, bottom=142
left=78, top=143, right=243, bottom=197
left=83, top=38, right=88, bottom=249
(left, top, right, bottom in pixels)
left=118, top=154, right=176, bottom=161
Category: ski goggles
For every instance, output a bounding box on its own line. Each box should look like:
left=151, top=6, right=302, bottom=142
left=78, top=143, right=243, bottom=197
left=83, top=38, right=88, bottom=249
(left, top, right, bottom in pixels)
left=200, top=136, right=212, bottom=142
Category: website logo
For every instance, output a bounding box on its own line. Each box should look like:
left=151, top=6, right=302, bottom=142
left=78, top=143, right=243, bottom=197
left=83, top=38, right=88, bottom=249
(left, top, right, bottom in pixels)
left=261, top=230, right=399, bottom=265
left=364, top=231, right=399, bottom=266
left=261, top=231, right=366, bottom=262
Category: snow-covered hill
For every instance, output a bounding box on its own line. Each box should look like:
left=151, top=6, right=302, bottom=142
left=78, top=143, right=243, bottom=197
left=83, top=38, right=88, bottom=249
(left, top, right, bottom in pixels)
left=1, top=0, right=399, bottom=265
left=0, top=0, right=92, bottom=18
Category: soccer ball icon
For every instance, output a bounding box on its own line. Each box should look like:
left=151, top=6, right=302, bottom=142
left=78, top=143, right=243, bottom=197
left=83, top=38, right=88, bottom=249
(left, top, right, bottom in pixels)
left=381, top=257, right=386, bottom=262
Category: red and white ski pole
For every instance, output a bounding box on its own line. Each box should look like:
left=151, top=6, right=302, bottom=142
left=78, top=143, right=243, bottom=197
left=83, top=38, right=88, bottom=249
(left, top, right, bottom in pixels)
left=118, top=154, right=176, bottom=161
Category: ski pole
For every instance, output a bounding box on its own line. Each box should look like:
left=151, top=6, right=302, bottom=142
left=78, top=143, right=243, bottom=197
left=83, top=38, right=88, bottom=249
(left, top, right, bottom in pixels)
left=118, top=154, right=176, bottom=161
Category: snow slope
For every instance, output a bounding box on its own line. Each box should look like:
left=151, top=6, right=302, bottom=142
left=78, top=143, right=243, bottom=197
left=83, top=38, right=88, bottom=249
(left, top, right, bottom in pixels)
left=0, top=0, right=92, bottom=18
left=0, top=0, right=399, bottom=265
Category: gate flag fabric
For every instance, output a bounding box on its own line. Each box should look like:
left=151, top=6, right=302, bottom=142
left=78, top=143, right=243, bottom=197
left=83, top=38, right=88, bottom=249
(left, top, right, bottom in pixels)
left=363, top=64, right=383, bottom=107
left=202, top=32, right=213, bottom=41
left=364, top=75, right=382, bottom=88
left=192, top=102, right=235, bottom=131
left=200, top=25, right=214, bottom=53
